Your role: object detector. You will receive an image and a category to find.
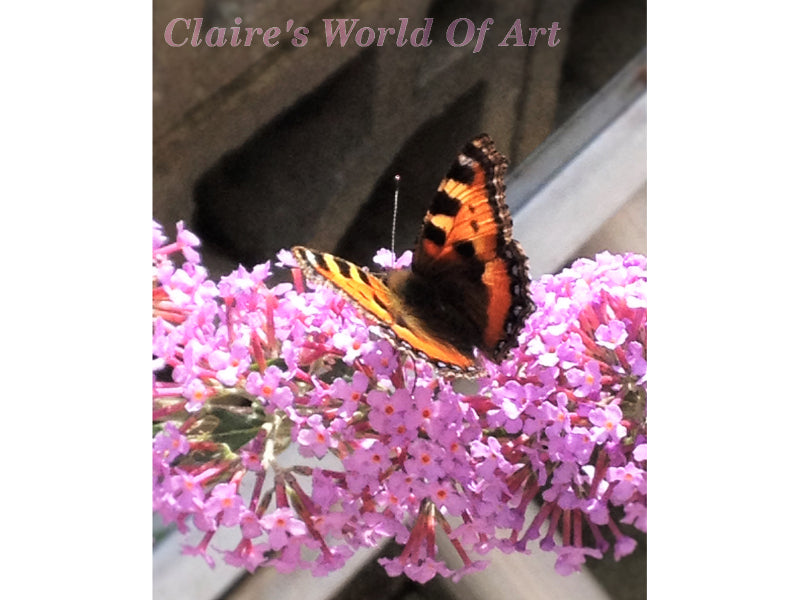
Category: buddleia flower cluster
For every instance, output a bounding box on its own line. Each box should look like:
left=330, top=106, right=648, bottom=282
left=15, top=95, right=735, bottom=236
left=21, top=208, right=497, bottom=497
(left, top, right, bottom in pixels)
left=152, top=220, right=646, bottom=583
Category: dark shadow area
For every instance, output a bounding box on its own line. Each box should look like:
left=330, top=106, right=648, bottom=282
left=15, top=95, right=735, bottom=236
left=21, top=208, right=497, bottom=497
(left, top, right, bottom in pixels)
left=193, top=50, right=376, bottom=267
left=554, top=0, right=647, bottom=128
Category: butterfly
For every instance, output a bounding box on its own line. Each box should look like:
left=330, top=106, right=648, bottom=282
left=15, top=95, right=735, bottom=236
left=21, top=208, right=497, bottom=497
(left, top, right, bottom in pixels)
left=292, top=134, right=533, bottom=377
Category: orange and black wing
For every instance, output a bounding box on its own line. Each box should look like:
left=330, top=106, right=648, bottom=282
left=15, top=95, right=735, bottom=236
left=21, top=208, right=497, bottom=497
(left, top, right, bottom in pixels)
left=410, top=134, right=533, bottom=362
left=291, top=246, right=480, bottom=374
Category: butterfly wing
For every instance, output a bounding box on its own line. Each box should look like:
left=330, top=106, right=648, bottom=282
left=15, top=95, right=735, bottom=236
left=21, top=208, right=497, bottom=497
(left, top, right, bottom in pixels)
left=291, top=246, right=479, bottom=373
left=408, top=134, right=533, bottom=362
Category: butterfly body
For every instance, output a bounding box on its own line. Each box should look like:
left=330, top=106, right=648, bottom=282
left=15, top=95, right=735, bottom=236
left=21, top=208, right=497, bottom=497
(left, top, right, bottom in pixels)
left=292, top=134, right=533, bottom=376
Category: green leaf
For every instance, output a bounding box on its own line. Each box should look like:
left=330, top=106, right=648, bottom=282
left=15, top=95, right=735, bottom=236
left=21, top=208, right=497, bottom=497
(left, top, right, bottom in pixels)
left=205, top=405, right=269, bottom=451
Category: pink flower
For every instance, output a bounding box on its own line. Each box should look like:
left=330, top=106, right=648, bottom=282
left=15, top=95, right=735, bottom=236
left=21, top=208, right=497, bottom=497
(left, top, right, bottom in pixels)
left=153, top=422, right=189, bottom=462
left=153, top=222, right=646, bottom=584
left=373, top=248, right=412, bottom=269
left=297, top=414, right=333, bottom=458
left=588, top=404, right=627, bottom=444
left=260, top=508, right=307, bottom=550
left=566, top=360, right=603, bottom=398
left=206, top=483, right=245, bottom=526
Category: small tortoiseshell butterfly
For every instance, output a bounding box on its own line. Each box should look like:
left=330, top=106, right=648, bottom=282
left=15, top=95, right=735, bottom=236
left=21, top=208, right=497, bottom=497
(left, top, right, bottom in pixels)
left=292, top=134, right=533, bottom=377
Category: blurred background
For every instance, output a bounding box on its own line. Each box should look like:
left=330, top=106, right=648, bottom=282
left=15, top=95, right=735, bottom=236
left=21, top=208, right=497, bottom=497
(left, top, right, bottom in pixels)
left=153, top=0, right=646, bottom=598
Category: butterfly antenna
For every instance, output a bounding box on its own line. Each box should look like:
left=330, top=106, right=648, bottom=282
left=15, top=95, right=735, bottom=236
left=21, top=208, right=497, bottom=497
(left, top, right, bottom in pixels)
left=391, top=174, right=400, bottom=268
